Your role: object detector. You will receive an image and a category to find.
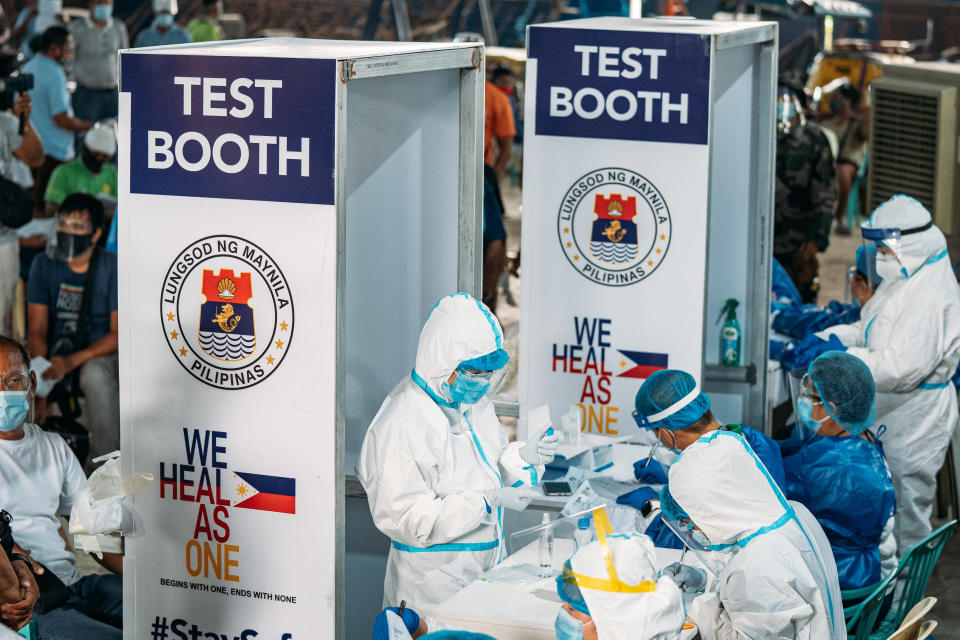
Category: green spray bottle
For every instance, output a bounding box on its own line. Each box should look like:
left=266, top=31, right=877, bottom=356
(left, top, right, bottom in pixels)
left=718, top=299, right=741, bottom=367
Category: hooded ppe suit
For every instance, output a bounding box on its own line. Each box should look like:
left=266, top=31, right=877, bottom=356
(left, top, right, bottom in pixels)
left=670, top=431, right=845, bottom=639
left=556, top=509, right=686, bottom=640
left=357, top=294, right=541, bottom=611
left=818, top=196, right=960, bottom=554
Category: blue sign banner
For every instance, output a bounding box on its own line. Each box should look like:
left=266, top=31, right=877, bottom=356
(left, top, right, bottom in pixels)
left=529, top=27, right=710, bottom=145
left=122, top=54, right=336, bottom=205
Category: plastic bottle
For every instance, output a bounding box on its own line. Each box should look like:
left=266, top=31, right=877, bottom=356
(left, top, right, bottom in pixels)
left=574, top=517, right=593, bottom=550
left=718, top=298, right=741, bottom=367
left=538, top=513, right=554, bottom=578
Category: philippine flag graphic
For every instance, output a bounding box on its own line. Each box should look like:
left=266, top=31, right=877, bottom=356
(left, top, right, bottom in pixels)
left=617, top=350, right=669, bottom=379
left=232, top=472, right=296, bottom=514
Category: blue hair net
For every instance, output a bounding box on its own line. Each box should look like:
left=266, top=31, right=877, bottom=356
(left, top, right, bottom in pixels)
left=809, top=351, right=877, bottom=435
left=459, top=348, right=509, bottom=371
left=633, top=370, right=710, bottom=431
left=659, top=485, right=689, bottom=523
left=556, top=559, right=591, bottom=615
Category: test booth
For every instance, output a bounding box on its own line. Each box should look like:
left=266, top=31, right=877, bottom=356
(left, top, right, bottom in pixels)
left=118, top=38, right=485, bottom=639
left=518, top=17, right=779, bottom=440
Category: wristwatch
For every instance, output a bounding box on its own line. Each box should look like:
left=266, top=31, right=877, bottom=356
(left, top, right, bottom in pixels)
left=8, top=553, right=33, bottom=573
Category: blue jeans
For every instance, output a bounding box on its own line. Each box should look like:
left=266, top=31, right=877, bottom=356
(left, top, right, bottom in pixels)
left=34, top=574, right=122, bottom=640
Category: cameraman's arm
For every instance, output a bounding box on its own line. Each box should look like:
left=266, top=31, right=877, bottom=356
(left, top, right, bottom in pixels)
left=12, top=120, right=43, bottom=169
left=52, top=112, right=92, bottom=133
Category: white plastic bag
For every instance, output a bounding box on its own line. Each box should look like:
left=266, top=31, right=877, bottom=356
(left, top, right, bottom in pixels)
left=69, top=452, right=152, bottom=555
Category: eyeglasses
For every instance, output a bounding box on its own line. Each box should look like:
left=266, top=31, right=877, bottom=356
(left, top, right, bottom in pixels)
left=57, top=219, right=93, bottom=233
left=0, top=372, right=29, bottom=391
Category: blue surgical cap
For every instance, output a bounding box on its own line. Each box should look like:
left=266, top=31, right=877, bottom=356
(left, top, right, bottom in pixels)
left=659, top=485, right=689, bottom=522
left=634, top=370, right=711, bottom=431
left=809, top=351, right=877, bottom=436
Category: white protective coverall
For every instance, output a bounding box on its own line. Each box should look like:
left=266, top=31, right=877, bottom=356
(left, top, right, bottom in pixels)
left=670, top=431, right=846, bottom=639
left=563, top=517, right=686, bottom=640
left=356, top=293, right=541, bottom=611
left=819, top=196, right=960, bottom=554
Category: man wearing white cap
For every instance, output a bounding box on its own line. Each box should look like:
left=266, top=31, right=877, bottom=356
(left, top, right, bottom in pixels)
left=43, top=123, right=117, bottom=217
left=134, top=0, right=192, bottom=48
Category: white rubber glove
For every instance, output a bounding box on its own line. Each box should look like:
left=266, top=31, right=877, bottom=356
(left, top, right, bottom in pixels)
left=519, top=425, right=561, bottom=466
left=483, top=486, right=539, bottom=512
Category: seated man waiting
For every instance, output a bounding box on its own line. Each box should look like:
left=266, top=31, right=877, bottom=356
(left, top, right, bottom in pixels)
left=0, top=336, right=121, bottom=639
left=27, top=192, right=119, bottom=462
left=781, top=351, right=897, bottom=590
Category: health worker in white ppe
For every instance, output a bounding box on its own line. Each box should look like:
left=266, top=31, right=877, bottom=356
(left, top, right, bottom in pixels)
left=816, top=194, right=960, bottom=554
left=661, top=431, right=845, bottom=639
left=357, top=293, right=560, bottom=611
left=555, top=508, right=685, bottom=640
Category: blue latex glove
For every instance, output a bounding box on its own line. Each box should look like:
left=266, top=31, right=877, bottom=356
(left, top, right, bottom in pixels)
left=644, top=513, right=685, bottom=549
left=662, top=562, right=707, bottom=593
left=779, top=333, right=845, bottom=370
left=633, top=458, right=669, bottom=484
left=373, top=606, right=420, bottom=640
left=617, top=485, right=659, bottom=511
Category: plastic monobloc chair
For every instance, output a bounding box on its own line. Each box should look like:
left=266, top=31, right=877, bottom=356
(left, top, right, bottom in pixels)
left=844, top=520, right=956, bottom=640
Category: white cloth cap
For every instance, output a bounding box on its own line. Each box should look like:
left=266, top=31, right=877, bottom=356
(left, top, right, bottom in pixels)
left=863, top=195, right=946, bottom=278
left=153, top=0, right=178, bottom=14
left=84, top=124, right=116, bottom=156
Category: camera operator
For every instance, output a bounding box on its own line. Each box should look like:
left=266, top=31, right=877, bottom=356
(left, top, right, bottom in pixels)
left=0, top=510, right=41, bottom=632
left=0, top=89, right=44, bottom=337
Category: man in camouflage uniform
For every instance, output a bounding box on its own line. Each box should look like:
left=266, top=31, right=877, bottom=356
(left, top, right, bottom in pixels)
left=773, top=88, right=837, bottom=303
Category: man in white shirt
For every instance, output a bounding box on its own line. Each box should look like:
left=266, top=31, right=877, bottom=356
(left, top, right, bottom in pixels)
left=0, top=336, right=121, bottom=639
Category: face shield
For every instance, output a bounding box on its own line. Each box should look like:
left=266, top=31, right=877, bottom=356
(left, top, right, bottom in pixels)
left=788, top=368, right=826, bottom=442
left=776, top=89, right=803, bottom=135
left=440, top=361, right=510, bottom=414
left=861, top=220, right=932, bottom=285
left=49, top=213, right=96, bottom=262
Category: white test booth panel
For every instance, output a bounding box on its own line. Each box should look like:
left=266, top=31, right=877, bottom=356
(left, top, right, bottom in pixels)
left=518, top=18, right=777, bottom=438
left=118, top=38, right=483, bottom=640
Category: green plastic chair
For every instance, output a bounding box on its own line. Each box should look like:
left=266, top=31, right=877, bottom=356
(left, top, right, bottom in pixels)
left=17, top=620, right=37, bottom=639
left=843, top=519, right=956, bottom=639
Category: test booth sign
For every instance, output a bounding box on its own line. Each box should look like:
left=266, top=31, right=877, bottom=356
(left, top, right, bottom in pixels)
left=119, top=38, right=486, bottom=640
left=519, top=18, right=778, bottom=436
left=520, top=21, right=711, bottom=436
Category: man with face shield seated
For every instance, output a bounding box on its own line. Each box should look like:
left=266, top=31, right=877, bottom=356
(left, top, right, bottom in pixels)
left=781, top=351, right=897, bottom=591
left=659, top=431, right=845, bottom=639
left=357, top=293, right=560, bottom=612
left=26, top=192, right=118, bottom=461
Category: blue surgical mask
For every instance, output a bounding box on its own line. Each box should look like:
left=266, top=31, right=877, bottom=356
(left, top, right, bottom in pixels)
left=796, top=396, right=826, bottom=439
left=92, top=4, right=112, bottom=20
left=442, top=369, right=491, bottom=406
left=0, top=391, right=30, bottom=431
left=155, top=12, right=174, bottom=27
left=554, top=607, right=585, bottom=640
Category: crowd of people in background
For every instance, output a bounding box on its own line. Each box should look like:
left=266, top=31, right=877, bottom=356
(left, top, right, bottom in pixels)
left=0, top=1, right=225, bottom=637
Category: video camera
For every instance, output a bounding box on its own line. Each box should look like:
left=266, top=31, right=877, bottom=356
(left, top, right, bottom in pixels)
left=0, top=74, right=34, bottom=112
